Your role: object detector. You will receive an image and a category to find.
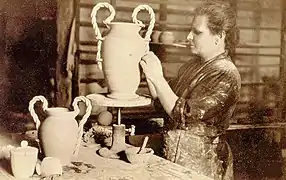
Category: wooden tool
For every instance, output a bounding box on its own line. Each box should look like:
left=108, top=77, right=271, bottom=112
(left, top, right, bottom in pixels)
left=138, top=136, right=149, bottom=154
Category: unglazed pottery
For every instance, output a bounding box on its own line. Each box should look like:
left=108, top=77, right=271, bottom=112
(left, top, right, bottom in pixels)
left=159, top=31, right=175, bottom=44
left=10, top=140, right=38, bottom=179
left=28, top=95, right=92, bottom=165
left=91, top=2, right=155, bottom=100
left=125, top=147, right=154, bottom=165
left=38, top=157, right=63, bottom=177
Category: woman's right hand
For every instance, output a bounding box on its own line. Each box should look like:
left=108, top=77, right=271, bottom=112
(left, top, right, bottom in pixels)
left=141, top=52, right=178, bottom=116
left=140, top=51, right=164, bottom=84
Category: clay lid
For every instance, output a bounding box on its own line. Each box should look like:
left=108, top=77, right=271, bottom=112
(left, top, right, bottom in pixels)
left=10, top=140, right=38, bottom=155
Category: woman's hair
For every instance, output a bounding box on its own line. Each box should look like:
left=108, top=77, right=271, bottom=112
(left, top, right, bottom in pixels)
left=194, top=1, right=239, bottom=59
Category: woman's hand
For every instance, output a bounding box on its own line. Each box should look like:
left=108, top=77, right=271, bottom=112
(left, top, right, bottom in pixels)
left=140, top=51, right=164, bottom=84
left=140, top=51, right=178, bottom=115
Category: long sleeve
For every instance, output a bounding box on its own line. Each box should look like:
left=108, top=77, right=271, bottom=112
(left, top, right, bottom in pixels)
left=168, top=63, right=241, bottom=131
left=162, top=54, right=241, bottom=179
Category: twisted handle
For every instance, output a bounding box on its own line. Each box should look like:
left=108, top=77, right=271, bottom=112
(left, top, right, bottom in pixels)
left=28, top=95, right=49, bottom=130
left=91, top=2, right=116, bottom=70
left=72, top=96, right=92, bottom=156
left=132, top=4, right=155, bottom=43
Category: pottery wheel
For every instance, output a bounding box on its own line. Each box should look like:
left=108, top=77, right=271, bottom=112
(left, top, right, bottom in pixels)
left=87, top=93, right=151, bottom=159
left=86, top=93, right=151, bottom=107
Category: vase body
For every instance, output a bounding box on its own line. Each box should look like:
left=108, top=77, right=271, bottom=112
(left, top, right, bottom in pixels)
left=102, top=22, right=146, bottom=99
left=28, top=95, right=92, bottom=166
left=39, top=108, right=78, bottom=165
left=91, top=3, right=155, bottom=100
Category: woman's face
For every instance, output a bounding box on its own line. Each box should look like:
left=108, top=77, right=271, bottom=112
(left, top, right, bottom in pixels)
left=187, top=15, right=219, bottom=58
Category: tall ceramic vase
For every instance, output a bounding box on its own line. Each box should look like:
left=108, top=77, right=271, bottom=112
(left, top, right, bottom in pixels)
left=28, top=95, right=92, bottom=165
left=91, top=3, right=155, bottom=100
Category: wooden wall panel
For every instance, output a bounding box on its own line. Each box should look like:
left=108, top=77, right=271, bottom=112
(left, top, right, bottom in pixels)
left=72, top=0, right=285, bottom=123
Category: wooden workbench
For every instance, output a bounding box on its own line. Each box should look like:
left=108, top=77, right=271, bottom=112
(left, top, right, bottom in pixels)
left=0, top=133, right=212, bottom=180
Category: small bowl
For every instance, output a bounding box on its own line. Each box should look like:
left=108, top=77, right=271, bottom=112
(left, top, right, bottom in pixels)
left=125, top=147, right=154, bottom=164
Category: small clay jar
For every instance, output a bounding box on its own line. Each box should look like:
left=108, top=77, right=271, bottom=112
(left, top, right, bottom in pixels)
left=10, top=141, right=38, bottom=179
left=159, top=31, right=175, bottom=44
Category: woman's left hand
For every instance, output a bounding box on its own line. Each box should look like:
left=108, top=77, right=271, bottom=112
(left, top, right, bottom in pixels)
left=140, top=51, right=164, bottom=84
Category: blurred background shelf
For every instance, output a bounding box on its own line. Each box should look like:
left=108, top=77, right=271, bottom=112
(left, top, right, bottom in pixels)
left=52, top=0, right=286, bottom=179
left=68, top=0, right=286, bottom=126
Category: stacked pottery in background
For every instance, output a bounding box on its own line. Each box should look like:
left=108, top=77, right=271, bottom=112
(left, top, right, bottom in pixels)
left=159, top=31, right=175, bottom=44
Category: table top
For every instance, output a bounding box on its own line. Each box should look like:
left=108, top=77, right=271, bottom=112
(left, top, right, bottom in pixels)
left=0, top=133, right=212, bottom=180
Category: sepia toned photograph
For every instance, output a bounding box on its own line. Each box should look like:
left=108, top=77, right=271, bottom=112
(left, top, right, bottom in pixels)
left=0, top=0, right=285, bottom=179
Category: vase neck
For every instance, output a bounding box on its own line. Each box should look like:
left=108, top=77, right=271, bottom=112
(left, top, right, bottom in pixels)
left=109, top=22, right=141, bottom=36
left=46, top=108, right=76, bottom=117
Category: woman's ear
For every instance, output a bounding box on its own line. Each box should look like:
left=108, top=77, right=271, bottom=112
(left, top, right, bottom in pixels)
left=215, top=31, right=226, bottom=45
left=219, top=30, right=226, bottom=40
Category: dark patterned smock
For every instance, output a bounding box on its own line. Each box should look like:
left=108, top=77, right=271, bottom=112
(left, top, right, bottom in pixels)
left=161, top=51, right=241, bottom=180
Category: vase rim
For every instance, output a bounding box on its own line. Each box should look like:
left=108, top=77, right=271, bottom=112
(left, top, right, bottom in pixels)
left=46, top=107, right=69, bottom=112
left=45, top=107, right=74, bottom=116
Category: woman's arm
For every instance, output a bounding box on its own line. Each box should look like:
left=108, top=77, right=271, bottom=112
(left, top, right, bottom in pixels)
left=146, top=79, right=158, bottom=99
left=140, top=52, right=178, bottom=115
left=171, top=69, right=240, bottom=127
left=152, top=76, right=178, bottom=116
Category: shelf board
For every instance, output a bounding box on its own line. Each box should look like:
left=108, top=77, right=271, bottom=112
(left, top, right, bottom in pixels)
left=241, top=82, right=268, bottom=86
left=80, top=41, right=97, bottom=46
left=237, top=100, right=280, bottom=104
left=80, top=3, right=160, bottom=14
left=238, top=26, right=281, bottom=31
left=78, top=41, right=281, bottom=52
left=236, top=53, right=281, bottom=57
left=80, top=59, right=97, bottom=65
left=80, top=78, right=105, bottom=84
left=120, top=0, right=198, bottom=6
left=236, top=64, right=280, bottom=68
left=151, top=42, right=282, bottom=49
left=150, top=42, right=187, bottom=48
left=77, top=49, right=97, bottom=54
left=237, top=44, right=281, bottom=49
left=79, top=78, right=277, bottom=87
left=79, top=21, right=102, bottom=27
left=78, top=20, right=281, bottom=33
left=79, top=21, right=93, bottom=27
left=237, top=3, right=281, bottom=12
left=80, top=3, right=131, bottom=11
left=228, top=123, right=286, bottom=130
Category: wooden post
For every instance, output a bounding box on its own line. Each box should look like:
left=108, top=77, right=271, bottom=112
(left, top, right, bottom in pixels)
left=110, top=0, right=116, bottom=9
left=55, top=0, right=78, bottom=107
left=280, top=0, right=286, bottom=179
left=281, top=0, right=286, bottom=120
left=229, top=0, right=237, bottom=61
left=159, top=3, right=167, bottom=31
left=71, top=0, right=80, bottom=101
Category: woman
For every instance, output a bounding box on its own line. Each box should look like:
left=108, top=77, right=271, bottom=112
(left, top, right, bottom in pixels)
left=140, top=1, right=241, bottom=179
